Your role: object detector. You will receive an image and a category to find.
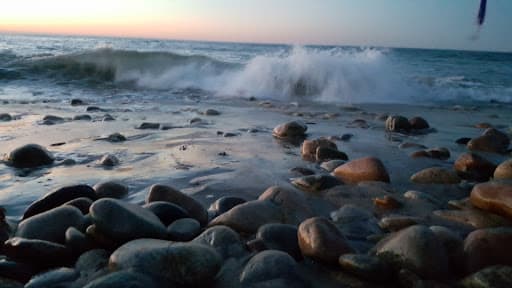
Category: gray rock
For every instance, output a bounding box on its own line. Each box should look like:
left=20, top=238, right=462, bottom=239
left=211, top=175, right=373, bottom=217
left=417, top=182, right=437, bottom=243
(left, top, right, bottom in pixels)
left=291, top=174, right=342, bottom=193
left=73, top=114, right=92, bottom=121
left=146, top=184, right=208, bottom=226
left=251, top=223, right=301, bottom=260
left=204, top=109, right=221, bottom=116
left=16, top=206, right=84, bottom=244
left=338, top=254, right=392, bottom=282
left=65, top=227, right=93, bottom=254
left=0, top=113, right=13, bottom=121
left=192, top=225, right=246, bottom=259
left=143, top=201, right=189, bottom=226
left=272, top=121, right=307, bottom=139
left=109, top=240, right=222, bottom=287
left=460, top=265, right=512, bottom=288
left=64, top=197, right=93, bottom=214
left=330, top=205, right=382, bottom=240
left=320, top=160, right=346, bottom=172
left=258, top=186, right=314, bottom=226
left=25, top=268, right=78, bottom=288
left=136, top=122, right=160, bottom=129
left=106, top=133, right=126, bottom=143
left=99, top=154, right=119, bottom=167
left=93, top=181, right=128, bottom=199
left=3, top=237, right=72, bottom=267
left=4, top=144, right=54, bottom=169
left=83, top=271, right=159, bottom=288
left=463, top=227, right=512, bottom=273
left=208, top=196, right=246, bottom=217
left=240, top=250, right=298, bottom=285
left=378, top=215, right=421, bottom=232
left=90, top=198, right=168, bottom=243
left=167, top=218, right=201, bottom=241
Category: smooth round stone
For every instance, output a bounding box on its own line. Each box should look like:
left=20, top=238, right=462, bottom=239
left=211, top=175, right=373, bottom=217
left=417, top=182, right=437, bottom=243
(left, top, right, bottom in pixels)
left=429, top=226, right=465, bottom=274
left=23, top=184, right=97, bottom=220
left=413, top=147, right=450, bottom=160
left=71, top=99, right=86, bottom=106
left=409, top=116, right=430, bottom=130
left=333, top=157, right=390, bottom=184
left=65, top=227, right=92, bottom=254
left=272, top=121, right=307, bottom=139
left=464, top=227, right=512, bottom=273
left=73, top=249, right=110, bottom=286
left=25, top=267, right=78, bottom=288
left=494, top=159, right=512, bottom=180
left=73, top=114, right=92, bottom=121
left=167, top=218, right=201, bottom=241
left=83, top=271, right=159, bottom=288
left=316, top=147, right=348, bottom=162
left=454, top=153, right=496, bottom=182
left=240, top=250, right=298, bottom=284
left=85, top=225, right=117, bottom=249
left=204, top=108, right=221, bottom=116
left=16, top=206, right=84, bottom=244
left=109, top=240, right=222, bottom=287
left=410, top=167, right=460, bottom=184
left=0, top=260, right=37, bottom=283
left=468, top=129, right=510, bottom=154
left=298, top=217, right=353, bottom=264
left=4, top=144, right=54, bottom=169
left=143, top=201, right=189, bottom=226
left=252, top=224, right=301, bottom=260
left=136, top=122, right=160, bottom=129
left=64, top=197, right=93, bottom=214
left=375, top=225, right=450, bottom=279
left=146, top=184, right=208, bottom=226
left=209, top=200, right=282, bottom=234
left=373, top=195, right=401, bottom=210
left=99, top=154, right=119, bottom=167
left=0, top=113, right=13, bottom=121
left=470, top=181, right=512, bottom=219
left=301, top=138, right=337, bottom=161
left=90, top=198, right=168, bottom=243
left=102, top=114, right=115, bottom=121
left=404, top=190, right=442, bottom=205
left=208, top=196, right=246, bottom=217
left=385, top=115, right=411, bottom=132
left=483, top=128, right=510, bottom=147
left=460, top=265, right=512, bottom=288
left=320, top=160, right=346, bottom=172
left=106, top=133, right=126, bottom=142
left=291, top=174, right=342, bottom=193
left=192, top=225, right=245, bottom=259
left=258, top=186, right=314, bottom=226
left=456, top=137, right=472, bottom=145
left=3, top=237, right=72, bottom=267
left=330, top=205, right=382, bottom=240
left=378, top=216, right=420, bottom=232
left=86, top=106, right=102, bottom=112
left=338, top=254, right=392, bottom=282
left=93, top=181, right=129, bottom=199
left=42, top=115, right=65, bottom=122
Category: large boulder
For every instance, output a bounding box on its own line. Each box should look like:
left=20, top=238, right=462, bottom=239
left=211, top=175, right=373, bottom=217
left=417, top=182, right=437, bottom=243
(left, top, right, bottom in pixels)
left=109, top=240, right=222, bottom=287
left=4, top=144, right=54, bottom=168
left=90, top=198, right=168, bottom=243
left=333, top=157, right=390, bottom=184
left=146, top=184, right=208, bottom=226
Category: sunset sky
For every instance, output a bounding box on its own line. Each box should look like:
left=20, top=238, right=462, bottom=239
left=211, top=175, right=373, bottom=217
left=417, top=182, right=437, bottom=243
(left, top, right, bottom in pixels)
left=1, top=0, right=511, bottom=52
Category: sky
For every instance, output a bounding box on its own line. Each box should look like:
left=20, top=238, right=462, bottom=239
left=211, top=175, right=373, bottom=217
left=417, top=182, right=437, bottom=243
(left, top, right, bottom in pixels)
left=1, top=0, right=511, bottom=52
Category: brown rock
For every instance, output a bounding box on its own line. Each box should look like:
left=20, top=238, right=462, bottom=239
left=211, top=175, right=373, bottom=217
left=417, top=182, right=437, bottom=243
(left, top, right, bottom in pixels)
left=333, top=157, right=390, bottom=184
left=464, top=227, right=512, bottom=273
left=316, top=146, right=348, bottom=162
left=494, top=159, right=512, bottom=180
left=298, top=217, right=353, bottom=264
left=373, top=195, right=402, bottom=210
left=410, top=147, right=450, bottom=160
left=454, top=153, right=496, bottom=182
left=272, top=121, right=307, bottom=139
left=410, top=167, right=460, bottom=184
left=467, top=129, right=510, bottom=154
left=470, top=181, right=512, bottom=219
left=301, top=138, right=337, bottom=161
left=258, top=186, right=314, bottom=225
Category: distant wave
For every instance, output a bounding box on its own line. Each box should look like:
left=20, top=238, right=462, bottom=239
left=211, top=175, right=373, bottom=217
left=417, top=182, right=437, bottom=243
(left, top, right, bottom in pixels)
left=2, top=47, right=511, bottom=103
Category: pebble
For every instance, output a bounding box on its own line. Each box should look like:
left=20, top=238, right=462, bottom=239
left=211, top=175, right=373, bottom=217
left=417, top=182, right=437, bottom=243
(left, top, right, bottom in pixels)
left=470, top=181, right=512, bottom=220
left=373, top=195, right=402, bottom=209
left=297, top=217, right=353, bottom=264
left=494, top=159, right=512, bottom=180
left=0, top=113, right=13, bottom=121
left=409, top=116, right=430, bottom=130
left=143, top=201, right=189, bottom=226
left=24, top=267, right=78, bottom=288
left=320, top=160, right=346, bottom=172
left=192, top=225, right=246, bottom=259
left=73, top=114, right=92, bottom=121
left=258, top=186, right=314, bottom=226
left=83, top=271, right=159, bottom=288
left=3, top=237, right=72, bottom=268
left=250, top=223, right=301, bottom=260
left=136, top=122, right=160, bottom=129
left=460, top=265, right=512, bottom=288
left=379, top=215, right=421, bottom=231
left=410, top=167, right=460, bottom=184
left=240, top=250, right=299, bottom=285
left=272, top=121, right=307, bottom=139
left=106, top=133, right=126, bottom=142
left=64, top=197, right=93, bottom=214
left=333, top=157, right=390, bottom=184
left=4, top=144, right=54, bottom=169
left=208, top=196, right=246, bottom=217
left=167, top=218, right=201, bottom=241
left=291, top=174, right=342, bottom=193
left=301, top=138, right=337, bottom=161
left=204, top=108, right=221, bottom=116
left=93, top=181, right=129, bottom=199
left=98, top=154, right=119, bottom=167
left=71, top=99, right=86, bottom=106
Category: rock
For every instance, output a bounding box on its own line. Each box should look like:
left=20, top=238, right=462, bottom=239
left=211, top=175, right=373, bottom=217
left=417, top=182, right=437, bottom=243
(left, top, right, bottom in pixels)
left=404, top=190, right=443, bottom=205
left=456, top=137, right=472, bottom=145
left=468, top=128, right=510, bottom=154
left=0, top=277, right=23, bottom=288
left=320, top=160, right=346, bottom=172
left=298, top=217, right=353, bottom=264
left=86, top=106, right=102, bottom=112
left=167, top=218, right=201, bottom=241
left=0, top=113, right=13, bottom=121
left=410, top=167, right=460, bottom=184
left=109, top=240, right=222, bottom=287
left=460, top=265, right=512, bottom=288
left=90, top=198, right=168, bottom=243
left=99, top=154, right=119, bottom=167
left=65, top=227, right=92, bottom=253
left=258, top=186, right=314, bottom=226
left=378, top=216, right=421, bottom=231
left=316, top=146, right=348, bottom=162
left=0, top=260, right=37, bottom=283
left=143, top=201, right=189, bottom=226
left=209, top=200, right=282, bottom=234
left=147, top=184, right=208, bottom=226
left=83, top=271, right=159, bottom=288
left=192, top=226, right=246, bottom=259
left=373, top=195, right=402, bottom=210
left=429, top=226, right=465, bottom=274
left=240, top=250, right=298, bottom=284
left=73, top=114, right=92, bottom=121
left=106, top=133, right=126, bottom=142
left=385, top=115, right=411, bottom=132
left=289, top=167, right=315, bottom=176
left=454, top=153, right=496, bottom=182
left=399, top=142, right=427, bottom=149
left=22, top=184, right=97, bottom=220
left=136, top=122, right=160, bottom=129
left=204, top=108, right=220, bottom=116
left=102, top=114, right=115, bottom=121
left=411, top=147, right=450, bottom=160
left=300, top=138, right=337, bottom=161
left=24, top=267, right=78, bottom=288
left=42, top=115, right=65, bottom=123
left=250, top=224, right=301, bottom=260
left=375, top=225, right=450, bottom=279
left=16, top=206, right=84, bottom=244
left=72, top=249, right=110, bottom=286
left=3, top=237, right=72, bottom=267
left=93, top=181, right=128, bottom=199
left=483, top=128, right=510, bottom=147
left=208, top=196, right=246, bottom=217
left=338, top=254, right=392, bottom=282
left=71, top=99, right=86, bottom=106
left=494, top=159, right=512, bottom=180
left=470, top=181, right=512, bottom=219
left=333, top=157, right=390, bottom=184
left=4, top=144, right=54, bottom=169
left=330, top=205, right=382, bottom=241
left=272, top=121, right=307, bottom=139
left=409, top=116, right=430, bottom=130
left=291, top=174, right=342, bottom=193
left=464, top=227, right=512, bottom=273
left=64, top=197, right=93, bottom=214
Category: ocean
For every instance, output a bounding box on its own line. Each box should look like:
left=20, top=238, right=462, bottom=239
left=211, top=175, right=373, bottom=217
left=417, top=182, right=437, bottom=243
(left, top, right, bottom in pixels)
left=1, top=33, right=511, bottom=104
